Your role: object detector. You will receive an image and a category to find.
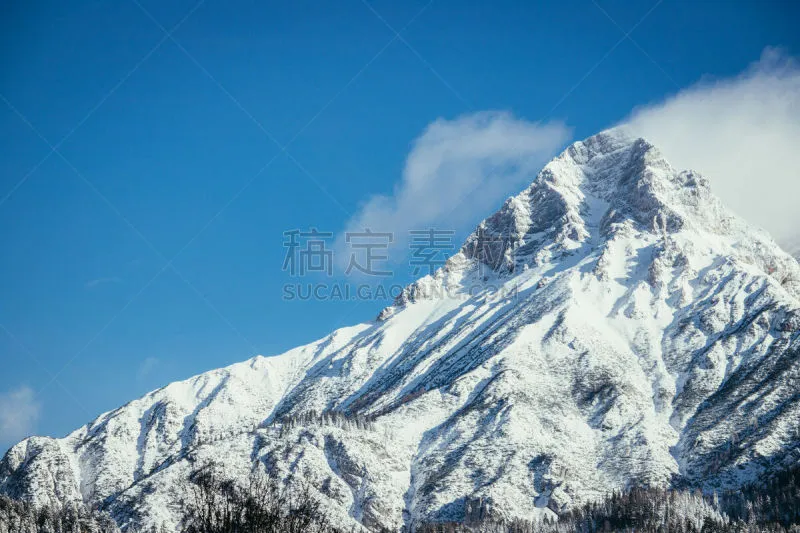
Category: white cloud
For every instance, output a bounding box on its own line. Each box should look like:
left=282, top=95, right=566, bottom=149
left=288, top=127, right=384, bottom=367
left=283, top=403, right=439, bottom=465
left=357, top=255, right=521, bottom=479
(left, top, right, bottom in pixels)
left=622, top=48, right=800, bottom=247
left=0, top=385, right=40, bottom=442
left=336, top=111, right=571, bottom=268
left=137, top=357, right=160, bottom=380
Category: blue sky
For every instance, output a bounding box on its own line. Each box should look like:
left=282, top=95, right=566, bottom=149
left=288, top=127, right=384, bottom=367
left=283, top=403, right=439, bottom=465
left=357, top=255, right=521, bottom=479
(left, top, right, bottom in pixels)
left=1, top=0, right=799, bottom=452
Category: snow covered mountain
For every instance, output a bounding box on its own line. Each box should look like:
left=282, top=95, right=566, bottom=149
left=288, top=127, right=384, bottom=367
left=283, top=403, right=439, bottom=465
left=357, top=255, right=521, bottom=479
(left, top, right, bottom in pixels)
left=787, top=237, right=800, bottom=262
left=3, top=130, right=800, bottom=532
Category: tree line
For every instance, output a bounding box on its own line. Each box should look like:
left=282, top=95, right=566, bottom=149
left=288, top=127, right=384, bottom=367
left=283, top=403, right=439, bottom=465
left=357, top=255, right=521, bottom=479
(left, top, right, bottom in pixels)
left=0, top=495, right=119, bottom=533
left=3, top=463, right=800, bottom=532
left=416, top=464, right=800, bottom=532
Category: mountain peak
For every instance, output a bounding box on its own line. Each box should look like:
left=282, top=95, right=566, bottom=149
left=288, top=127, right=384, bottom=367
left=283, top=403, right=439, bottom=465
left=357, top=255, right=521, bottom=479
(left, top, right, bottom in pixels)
left=392, top=130, right=799, bottom=311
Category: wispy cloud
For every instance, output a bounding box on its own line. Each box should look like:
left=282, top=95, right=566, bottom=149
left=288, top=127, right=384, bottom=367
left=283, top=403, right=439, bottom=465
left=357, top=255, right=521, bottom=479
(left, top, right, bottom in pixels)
left=336, top=111, right=571, bottom=267
left=0, top=385, right=40, bottom=443
left=137, top=356, right=160, bottom=380
left=622, top=47, right=800, bottom=247
left=85, top=276, right=122, bottom=289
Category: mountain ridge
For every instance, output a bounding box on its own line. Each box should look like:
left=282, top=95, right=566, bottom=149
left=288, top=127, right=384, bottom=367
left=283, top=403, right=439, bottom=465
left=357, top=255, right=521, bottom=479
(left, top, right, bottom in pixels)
left=3, top=129, right=800, bottom=532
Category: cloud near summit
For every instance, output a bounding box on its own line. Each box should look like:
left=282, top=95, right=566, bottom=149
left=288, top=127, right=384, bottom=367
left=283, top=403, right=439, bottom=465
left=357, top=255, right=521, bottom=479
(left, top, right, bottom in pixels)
left=622, top=48, right=800, bottom=248
left=338, top=48, right=800, bottom=272
left=336, top=112, right=571, bottom=267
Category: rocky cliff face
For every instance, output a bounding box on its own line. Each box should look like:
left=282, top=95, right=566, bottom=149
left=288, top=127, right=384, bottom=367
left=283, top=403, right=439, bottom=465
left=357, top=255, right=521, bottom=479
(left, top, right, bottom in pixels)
left=3, top=130, right=799, bottom=532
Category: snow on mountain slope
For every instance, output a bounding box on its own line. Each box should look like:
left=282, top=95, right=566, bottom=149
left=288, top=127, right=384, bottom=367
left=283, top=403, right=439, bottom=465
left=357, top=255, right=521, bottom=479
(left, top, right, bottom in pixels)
left=786, top=237, right=800, bottom=262
left=3, top=130, right=800, bottom=532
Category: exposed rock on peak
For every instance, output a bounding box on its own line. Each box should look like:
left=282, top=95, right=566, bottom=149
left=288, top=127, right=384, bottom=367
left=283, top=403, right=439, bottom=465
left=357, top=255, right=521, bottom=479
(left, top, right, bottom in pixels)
left=392, top=129, right=799, bottom=310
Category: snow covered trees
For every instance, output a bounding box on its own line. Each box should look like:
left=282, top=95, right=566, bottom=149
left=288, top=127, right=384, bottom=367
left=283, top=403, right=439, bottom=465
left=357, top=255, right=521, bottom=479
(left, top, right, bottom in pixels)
left=4, top=467, right=800, bottom=532
left=415, top=470, right=800, bottom=533
left=0, top=495, right=119, bottom=533
left=182, top=464, right=339, bottom=533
